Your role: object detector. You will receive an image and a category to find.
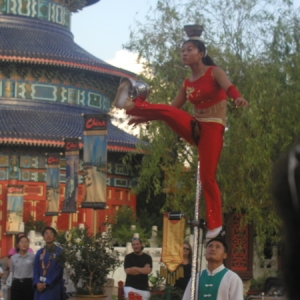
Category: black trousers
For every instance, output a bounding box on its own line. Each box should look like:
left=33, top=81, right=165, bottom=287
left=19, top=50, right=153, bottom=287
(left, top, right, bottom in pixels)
left=11, top=278, right=34, bottom=300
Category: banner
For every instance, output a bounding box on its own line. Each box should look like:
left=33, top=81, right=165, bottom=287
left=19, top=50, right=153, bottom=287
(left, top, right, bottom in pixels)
left=161, top=213, right=185, bottom=273
left=62, top=138, right=79, bottom=213
left=45, top=153, right=60, bottom=216
left=6, top=185, right=24, bottom=234
left=82, top=114, right=107, bottom=209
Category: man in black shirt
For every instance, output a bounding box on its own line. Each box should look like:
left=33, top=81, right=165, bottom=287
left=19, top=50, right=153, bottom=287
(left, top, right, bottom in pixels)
left=124, top=238, right=152, bottom=300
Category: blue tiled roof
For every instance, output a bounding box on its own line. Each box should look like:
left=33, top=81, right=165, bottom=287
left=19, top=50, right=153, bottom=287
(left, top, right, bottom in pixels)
left=0, top=102, right=140, bottom=151
left=0, top=15, right=135, bottom=79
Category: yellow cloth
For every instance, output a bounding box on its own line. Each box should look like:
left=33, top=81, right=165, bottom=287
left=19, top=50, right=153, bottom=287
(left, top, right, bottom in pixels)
left=161, top=213, right=185, bottom=272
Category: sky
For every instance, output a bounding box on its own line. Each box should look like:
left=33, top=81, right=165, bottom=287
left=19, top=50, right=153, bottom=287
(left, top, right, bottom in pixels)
left=71, top=0, right=300, bottom=135
left=71, top=0, right=300, bottom=74
left=72, top=0, right=159, bottom=74
left=71, top=0, right=161, bottom=135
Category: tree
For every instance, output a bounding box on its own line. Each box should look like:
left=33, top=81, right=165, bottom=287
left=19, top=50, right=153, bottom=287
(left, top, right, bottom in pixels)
left=123, top=0, right=300, bottom=243
left=109, top=206, right=153, bottom=245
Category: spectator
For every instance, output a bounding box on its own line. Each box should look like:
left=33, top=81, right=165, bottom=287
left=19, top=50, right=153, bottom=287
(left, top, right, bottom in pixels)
left=0, top=264, right=3, bottom=300
left=174, top=242, right=192, bottom=292
left=6, top=232, right=34, bottom=287
left=10, top=236, right=35, bottom=300
left=8, top=232, right=34, bottom=258
left=33, top=227, right=64, bottom=300
left=182, top=237, right=243, bottom=300
left=124, top=238, right=152, bottom=300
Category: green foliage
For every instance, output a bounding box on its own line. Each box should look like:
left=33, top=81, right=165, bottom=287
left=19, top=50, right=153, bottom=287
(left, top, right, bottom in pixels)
left=149, top=285, right=183, bottom=300
left=137, top=208, right=163, bottom=246
left=122, top=0, right=300, bottom=244
left=249, top=275, right=268, bottom=291
left=56, top=227, right=121, bottom=295
left=24, top=214, right=48, bottom=233
left=110, top=206, right=137, bottom=234
left=113, top=223, right=150, bottom=246
left=109, top=206, right=152, bottom=246
left=149, top=270, right=165, bottom=290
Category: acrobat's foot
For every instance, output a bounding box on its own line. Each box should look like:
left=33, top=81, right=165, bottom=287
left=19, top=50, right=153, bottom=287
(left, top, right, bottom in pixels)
left=206, top=226, right=223, bottom=239
left=112, top=79, right=134, bottom=110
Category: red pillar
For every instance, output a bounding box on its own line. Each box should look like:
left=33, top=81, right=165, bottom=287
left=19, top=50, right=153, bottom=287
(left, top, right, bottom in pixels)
left=118, top=281, right=124, bottom=300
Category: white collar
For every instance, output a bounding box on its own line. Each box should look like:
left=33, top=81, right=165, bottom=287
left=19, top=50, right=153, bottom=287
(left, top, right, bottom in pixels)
left=206, top=264, right=225, bottom=276
left=15, top=252, right=29, bottom=258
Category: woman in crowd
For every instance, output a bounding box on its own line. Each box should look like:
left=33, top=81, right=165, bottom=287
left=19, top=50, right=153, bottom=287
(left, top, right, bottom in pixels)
left=10, top=235, right=35, bottom=300
left=174, top=242, right=192, bottom=292
left=6, top=232, right=34, bottom=286
left=8, top=232, right=34, bottom=257
left=113, top=24, right=248, bottom=239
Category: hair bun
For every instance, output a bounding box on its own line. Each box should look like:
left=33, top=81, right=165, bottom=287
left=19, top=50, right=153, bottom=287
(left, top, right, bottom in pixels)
left=184, top=24, right=204, bottom=40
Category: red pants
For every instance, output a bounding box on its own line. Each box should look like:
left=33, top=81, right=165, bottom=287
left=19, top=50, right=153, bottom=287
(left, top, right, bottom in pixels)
left=127, top=100, right=224, bottom=229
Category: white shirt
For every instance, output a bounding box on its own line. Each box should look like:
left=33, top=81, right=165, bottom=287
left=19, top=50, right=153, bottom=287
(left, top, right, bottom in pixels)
left=182, top=264, right=243, bottom=300
left=10, top=252, right=35, bottom=279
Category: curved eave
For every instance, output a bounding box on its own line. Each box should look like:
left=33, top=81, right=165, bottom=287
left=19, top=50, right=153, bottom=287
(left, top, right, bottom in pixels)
left=0, top=138, right=143, bottom=153
left=85, top=0, right=101, bottom=7
left=108, top=145, right=145, bottom=154
left=0, top=55, right=135, bottom=79
left=0, top=102, right=143, bottom=152
left=0, top=15, right=136, bottom=79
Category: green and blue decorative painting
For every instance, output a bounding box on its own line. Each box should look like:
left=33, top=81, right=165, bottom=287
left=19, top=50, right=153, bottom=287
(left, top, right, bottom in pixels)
left=0, top=79, right=110, bottom=113
left=0, top=169, right=8, bottom=180
left=2, top=0, right=71, bottom=28
left=20, top=155, right=46, bottom=168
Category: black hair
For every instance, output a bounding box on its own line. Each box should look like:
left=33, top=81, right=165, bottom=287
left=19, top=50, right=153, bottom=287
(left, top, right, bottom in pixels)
left=131, top=237, right=144, bottom=250
left=15, top=232, right=27, bottom=253
left=206, top=237, right=228, bottom=253
left=17, top=232, right=26, bottom=238
left=16, top=235, right=29, bottom=245
left=42, top=226, right=57, bottom=236
left=183, top=39, right=216, bottom=66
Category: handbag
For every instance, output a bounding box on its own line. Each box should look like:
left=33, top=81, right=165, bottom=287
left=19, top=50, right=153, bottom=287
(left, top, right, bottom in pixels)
left=6, top=272, right=12, bottom=287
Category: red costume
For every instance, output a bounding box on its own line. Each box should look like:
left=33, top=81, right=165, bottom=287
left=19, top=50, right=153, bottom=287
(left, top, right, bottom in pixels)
left=127, top=66, right=229, bottom=230
left=183, top=66, right=226, bottom=109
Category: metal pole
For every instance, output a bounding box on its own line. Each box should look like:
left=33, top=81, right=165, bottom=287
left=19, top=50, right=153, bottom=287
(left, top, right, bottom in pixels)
left=190, top=160, right=202, bottom=300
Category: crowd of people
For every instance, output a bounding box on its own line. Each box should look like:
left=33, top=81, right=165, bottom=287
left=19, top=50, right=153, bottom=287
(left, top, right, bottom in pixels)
left=3, top=227, right=64, bottom=300
left=124, top=237, right=243, bottom=300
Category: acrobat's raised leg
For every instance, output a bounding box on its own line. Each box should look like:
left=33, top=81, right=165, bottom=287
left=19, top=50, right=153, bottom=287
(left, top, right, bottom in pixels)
left=113, top=78, right=197, bottom=145
left=113, top=78, right=224, bottom=239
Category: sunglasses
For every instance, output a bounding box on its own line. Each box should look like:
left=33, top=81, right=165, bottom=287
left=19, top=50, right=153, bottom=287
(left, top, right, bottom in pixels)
left=288, top=145, right=300, bottom=212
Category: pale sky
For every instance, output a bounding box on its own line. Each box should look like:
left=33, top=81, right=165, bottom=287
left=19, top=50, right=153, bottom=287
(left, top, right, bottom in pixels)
left=71, top=0, right=161, bottom=134
left=71, top=0, right=300, bottom=135
left=71, top=0, right=300, bottom=74
left=71, top=0, right=159, bottom=74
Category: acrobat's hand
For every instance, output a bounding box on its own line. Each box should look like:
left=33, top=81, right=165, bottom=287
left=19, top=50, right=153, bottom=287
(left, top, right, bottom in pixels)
left=234, top=97, right=248, bottom=107
left=128, top=117, right=148, bottom=127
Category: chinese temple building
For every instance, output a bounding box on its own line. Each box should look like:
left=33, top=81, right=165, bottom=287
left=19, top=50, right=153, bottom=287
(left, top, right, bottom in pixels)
left=0, top=0, right=139, bottom=255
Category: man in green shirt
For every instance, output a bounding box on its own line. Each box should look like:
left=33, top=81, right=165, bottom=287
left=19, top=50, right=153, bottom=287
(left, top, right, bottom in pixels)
left=183, top=237, right=243, bottom=300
